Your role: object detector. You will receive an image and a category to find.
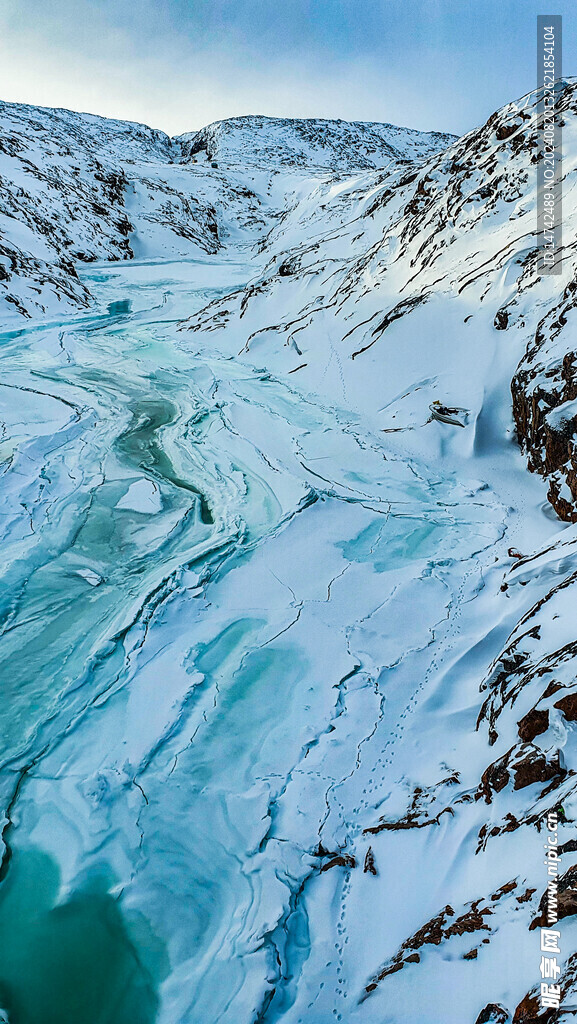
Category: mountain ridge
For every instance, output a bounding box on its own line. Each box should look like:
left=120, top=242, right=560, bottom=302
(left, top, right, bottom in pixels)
left=0, top=97, right=455, bottom=322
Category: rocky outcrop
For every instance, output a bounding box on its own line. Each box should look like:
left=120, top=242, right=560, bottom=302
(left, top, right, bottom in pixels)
left=506, top=83, right=577, bottom=520
left=478, top=746, right=565, bottom=804
left=475, top=1005, right=509, bottom=1024
left=512, top=282, right=577, bottom=521
left=513, top=952, right=577, bottom=1023
left=363, top=886, right=520, bottom=999
left=531, top=862, right=577, bottom=927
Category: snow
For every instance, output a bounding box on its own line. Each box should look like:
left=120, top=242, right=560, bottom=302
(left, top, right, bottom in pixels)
left=1, top=83, right=577, bottom=1024
left=546, top=398, right=577, bottom=430
left=75, top=568, right=104, bottom=587
left=116, top=479, right=163, bottom=514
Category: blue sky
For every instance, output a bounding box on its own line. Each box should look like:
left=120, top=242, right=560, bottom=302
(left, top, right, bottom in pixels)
left=0, top=0, right=574, bottom=135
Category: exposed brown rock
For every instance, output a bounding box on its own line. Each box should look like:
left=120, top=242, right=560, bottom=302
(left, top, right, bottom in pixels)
left=478, top=744, right=565, bottom=805
left=532, top=863, right=577, bottom=927
left=445, top=902, right=492, bottom=938
left=320, top=854, right=356, bottom=873
left=364, top=778, right=456, bottom=833
left=479, top=759, right=510, bottom=802
left=477, top=813, right=531, bottom=851
left=512, top=991, right=555, bottom=1024
left=363, top=896, right=496, bottom=998
left=313, top=843, right=335, bottom=858
left=475, top=1002, right=509, bottom=1024
left=278, top=259, right=297, bottom=277
left=513, top=751, right=565, bottom=791
left=516, top=887, right=537, bottom=904
left=558, top=838, right=577, bottom=855
left=408, top=905, right=454, bottom=948
left=512, top=951, right=577, bottom=1022
left=554, top=692, right=577, bottom=721
left=517, top=708, right=549, bottom=742
left=511, top=290, right=577, bottom=521
left=496, top=122, right=522, bottom=141
left=491, top=880, right=517, bottom=900
left=364, top=805, right=453, bottom=833
left=542, top=682, right=563, bottom=700
left=494, top=308, right=510, bottom=330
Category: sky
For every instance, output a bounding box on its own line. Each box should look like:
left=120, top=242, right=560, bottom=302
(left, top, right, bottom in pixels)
left=0, top=0, right=574, bottom=137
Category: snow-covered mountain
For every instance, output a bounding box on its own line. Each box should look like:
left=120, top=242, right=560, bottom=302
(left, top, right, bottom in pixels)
left=177, top=113, right=453, bottom=170
left=1, top=87, right=577, bottom=1024
left=0, top=100, right=454, bottom=321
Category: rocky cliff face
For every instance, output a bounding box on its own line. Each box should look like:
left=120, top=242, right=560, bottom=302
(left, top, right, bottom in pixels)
left=511, top=280, right=577, bottom=522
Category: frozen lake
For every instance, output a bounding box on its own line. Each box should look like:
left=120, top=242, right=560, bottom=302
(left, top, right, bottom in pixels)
left=0, top=256, right=559, bottom=1023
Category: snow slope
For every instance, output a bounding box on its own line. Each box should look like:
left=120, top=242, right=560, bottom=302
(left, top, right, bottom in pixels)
left=177, top=114, right=453, bottom=170
left=1, top=86, right=577, bottom=1024
left=0, top=101, right=454, bottom=322
left=175, top=79, right=577, bottom=1020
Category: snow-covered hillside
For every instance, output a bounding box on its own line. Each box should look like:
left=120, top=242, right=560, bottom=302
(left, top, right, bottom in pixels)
left=1, top=87, right=577, bottom=1024
left=177, top=114, right=453, bottom=170
left=0, top=101, right=454, bottom=321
